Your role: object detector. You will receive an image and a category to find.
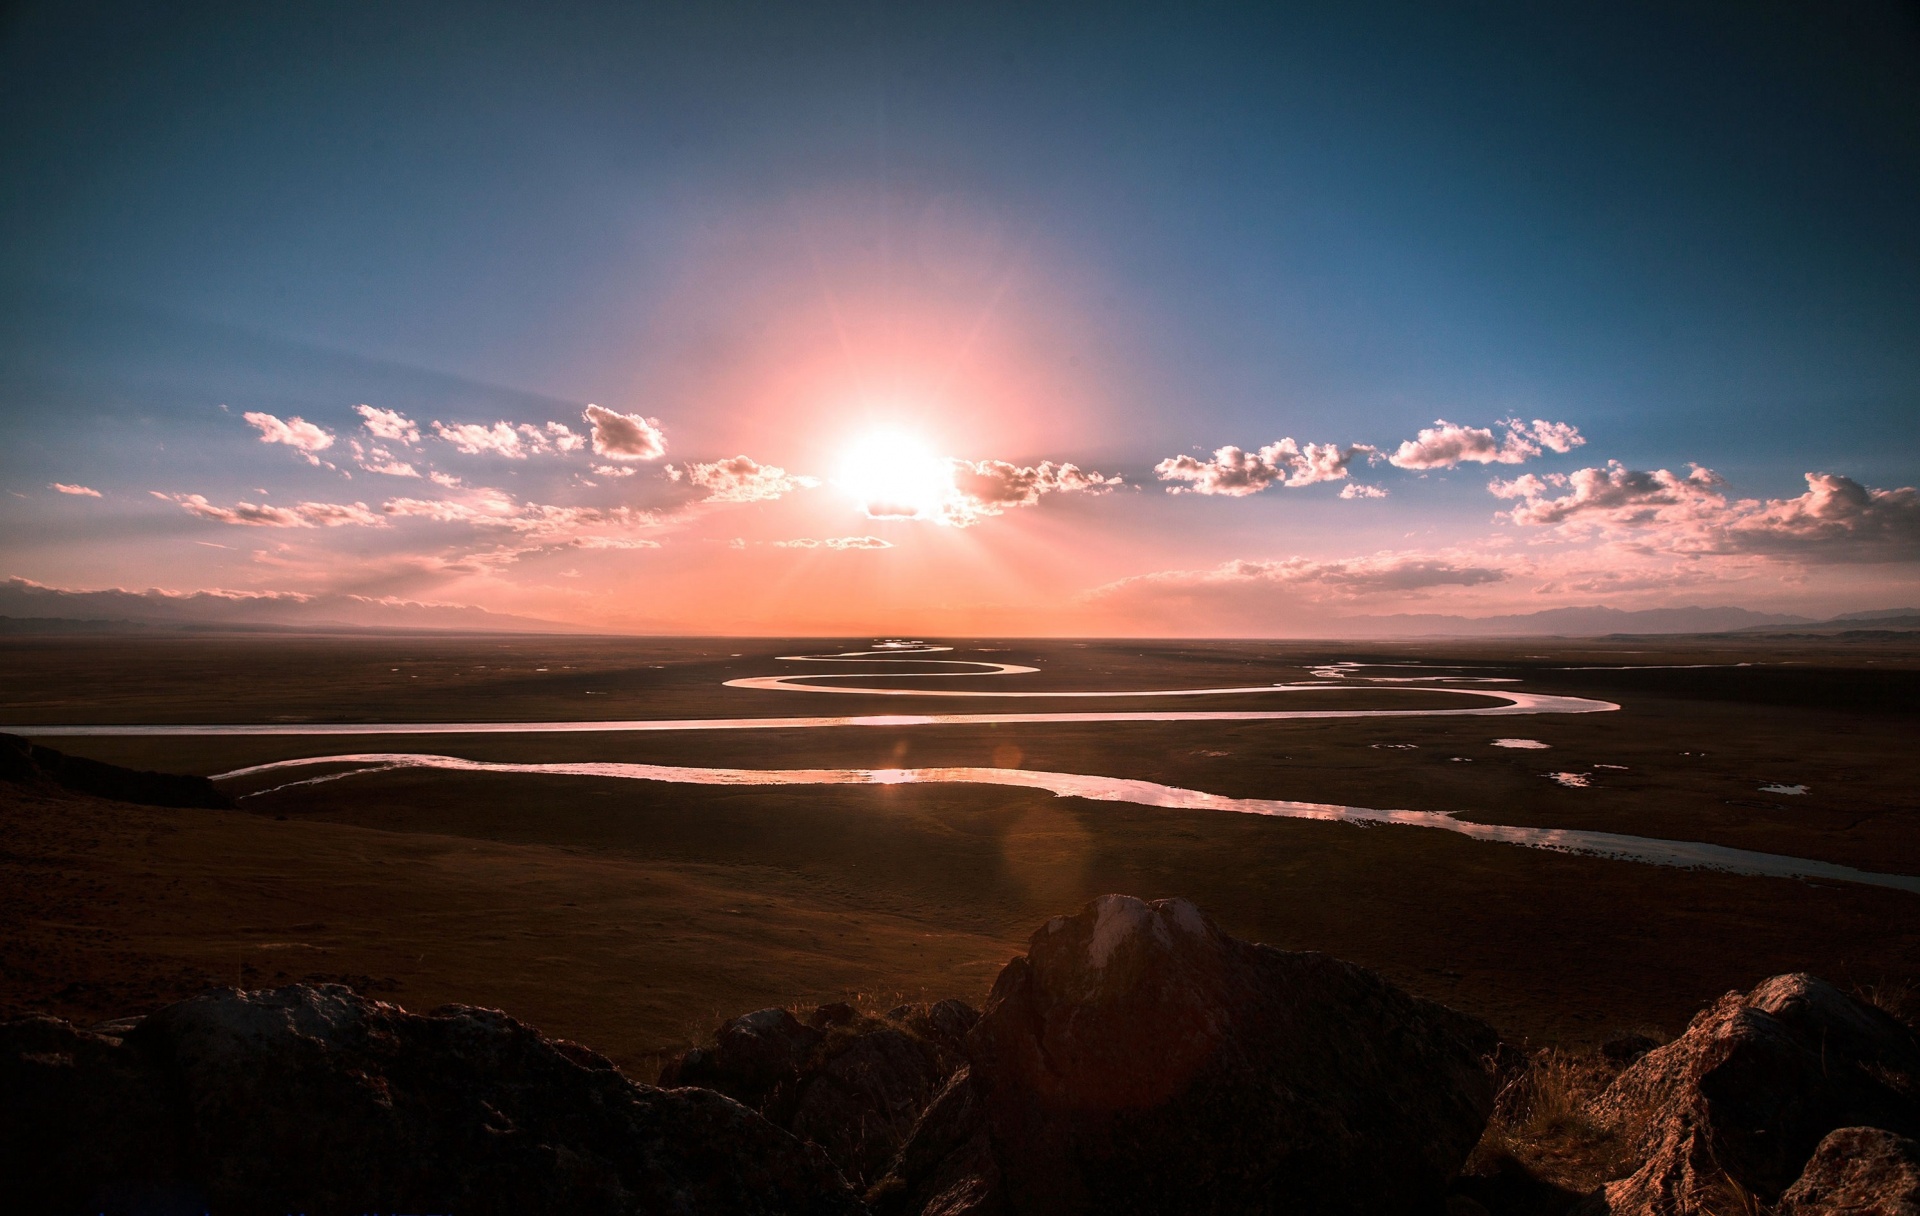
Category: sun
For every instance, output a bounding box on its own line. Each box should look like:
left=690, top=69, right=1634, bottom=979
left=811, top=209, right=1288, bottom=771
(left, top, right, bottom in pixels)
left=836, top=431, right=953, bottom=520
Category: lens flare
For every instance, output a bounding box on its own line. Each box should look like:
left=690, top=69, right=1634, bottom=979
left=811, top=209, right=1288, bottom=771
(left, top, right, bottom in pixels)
left=836, top=431, right=953, bottom=520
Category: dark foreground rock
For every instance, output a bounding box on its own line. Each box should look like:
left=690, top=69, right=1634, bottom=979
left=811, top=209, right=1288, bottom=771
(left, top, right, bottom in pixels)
left=1, top=984, right=859, bottom=1216
left=661, top=998, right=978, bottom=1189
left=871, top=894, right=1502, bottom=1216
left=39, top=898, right=1913, bottom=1216
left=0, top=732, right=230, bottom=808
left=1586, top=973, right=1920, bottom=1215
left=1779, top=1126, right=1920, bottom=1215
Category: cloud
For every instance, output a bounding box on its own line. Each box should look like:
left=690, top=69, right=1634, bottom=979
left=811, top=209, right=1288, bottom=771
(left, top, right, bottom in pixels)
left=583, top=404, right=667, bottom=461
left=936, top=459, right=1122, bottom=524
left=428, top=418, right=586, bottom=459
left=542, top=422, right=586, bottom=453
left=432, top=421, right=525, bottom=458
left=772, top=536, right=893, bottom=550
left=433, top=421, right=522, bottom=458
left=1723, top=474, right=1920, bottom=559
left=1491, top=462, right=1723, bottom=527
left=355, top=405, right=420, bottom=445
left=1088, top=550, right=1512, bottom=615
left=51, top=483, right=101, bottom=497
left=565, top=535, right=663, bottom=550
left=844, top=454, right=1119, bottom=526
left=429, top=471, right=463, bottom=488
left=683, top=455, right=819, bottom=503
left=156, top=485, right=662, bottom=544
left=378, top=492, right=528, bottom=527
left=1493, top=464, right=1920, bottom=563
left=1154, top=438, right=1369, bottom=496
left=1215, top=554, right=1508, bottom=594
left=1339, top=483, right=1388, bottom=499
left=156, top=492, right=382, bottom=528
left=348, top=439, right=420, bottom=478
left=242, top=411, right=335, bottom=465
left=594, top=464, right=637, bottom=478
left=379, top=489, right=665, bottom=542
left=1388, top=418, right=1584, bottom=470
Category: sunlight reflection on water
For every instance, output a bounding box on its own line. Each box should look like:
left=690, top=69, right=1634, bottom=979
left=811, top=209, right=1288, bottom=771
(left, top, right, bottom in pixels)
left=214, top=752, right=1920, bottom=896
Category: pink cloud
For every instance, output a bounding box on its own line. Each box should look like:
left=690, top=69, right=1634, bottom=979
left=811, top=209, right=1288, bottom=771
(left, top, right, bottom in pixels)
left=1493, top=464, right=1920, bottom=564
left=51, top=483, right=101, bottom=497
left=846, top=454, right=1119, bottom=526
left=348, top=439, right=421, bottom=478
left=1339, top=483, right=1388, bottom=499
left=432, top=420, right=526, bottom=458
left=1491, top=462, right=1723, bottom=526
left=936, top=459, right=1121, bottom=524
left=583, top=404, right=667, bottom=461
left=428, top=419, right=589, bottom=459
left=542, top=422, right=587, bottom=453
left=155, top=492, right=382, bottom=528
left=1388, top=418, right=1583, bottom=470
left=242, top=411, right=335, bottom=465
left=565, top=535, right=663, bottom=550
left=1154, top=438, right=1368, bottom=496
left=354, top=404, right=420, bottom=445
left=771, top=536, right=893, bottom=550
left=1092, top=550, right=1511, bottom=603
left=379, top=490, right=665, bottom=541
left=683, top=455, right=818, bottom=503
left=1721, top=473, right=1920, bottom=559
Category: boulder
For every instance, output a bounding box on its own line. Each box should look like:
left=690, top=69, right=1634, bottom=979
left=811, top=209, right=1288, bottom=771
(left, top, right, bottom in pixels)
left=872, top=894, right=1501, bottom=1216
left=660, top=1005, right=825, bottom=1108
left=1779, top=1126, right=1920, bottom=1215
left=1, top=984, right=861, bottom=1215
left=1586, top=974, right=1920, bottom=1215
left=662, top=999, right=980, bottom=1190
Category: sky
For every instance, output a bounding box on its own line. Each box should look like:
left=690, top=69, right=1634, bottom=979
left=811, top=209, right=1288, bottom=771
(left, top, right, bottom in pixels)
left=2, top=1, right=1917, bottom=634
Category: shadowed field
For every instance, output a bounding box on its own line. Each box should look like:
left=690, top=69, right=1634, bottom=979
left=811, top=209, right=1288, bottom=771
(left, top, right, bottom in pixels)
left=3, top=632, right=1917, bottom=1070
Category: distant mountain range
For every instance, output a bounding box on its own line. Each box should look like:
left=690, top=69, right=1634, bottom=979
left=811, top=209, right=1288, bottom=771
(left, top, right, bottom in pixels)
left=1338, top=605, right=1920, bottom=638
left=0, top=578, right=577, bottom=634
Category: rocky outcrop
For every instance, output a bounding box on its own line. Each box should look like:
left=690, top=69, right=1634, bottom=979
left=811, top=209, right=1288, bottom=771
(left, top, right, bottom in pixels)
left=0, top=732, right=230, bottom=808
left=871, top=894, right=1502, bottom=1216
left=1778, top=1126, right=1920, bottom=1215
left=661, top=998, right=978, bottom=1189
left=1586, top=974, right=1920, bottom=1216
left=39, top=899, right=1916, bottom=1216
left=1, top=983, right=860, bottom=1215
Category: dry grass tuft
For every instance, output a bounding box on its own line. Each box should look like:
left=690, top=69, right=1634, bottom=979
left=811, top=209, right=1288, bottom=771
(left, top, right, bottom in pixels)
left=1854, top=977, right=1920, bottom=1032
left=1699, top=1169, right=1775, bottom=1216
left=1466, top=1046, right=1638, bottom=1202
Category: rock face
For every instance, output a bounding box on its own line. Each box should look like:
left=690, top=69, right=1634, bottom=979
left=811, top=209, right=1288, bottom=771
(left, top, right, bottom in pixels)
left=0, top=732, right=231, bottom=808
left=1587, top=973, right=1920, bottom=1216
left=1778, top=1127, right=1920, bottom=1215
left=872, top=894, right=1502, bottom=1216
left=1, top=983, right=860, bottom=1215
left=661, top=997, right=978, bottom=1189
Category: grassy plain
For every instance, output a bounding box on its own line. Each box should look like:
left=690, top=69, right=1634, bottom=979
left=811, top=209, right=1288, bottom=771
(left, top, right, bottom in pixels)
left=2, top=632, right=1917, bottom=1071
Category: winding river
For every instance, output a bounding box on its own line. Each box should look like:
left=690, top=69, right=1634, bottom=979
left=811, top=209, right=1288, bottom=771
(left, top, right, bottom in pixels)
left=18, top=643, right=1918, bottom=894
left=216, top=751, right=1920, bottom=895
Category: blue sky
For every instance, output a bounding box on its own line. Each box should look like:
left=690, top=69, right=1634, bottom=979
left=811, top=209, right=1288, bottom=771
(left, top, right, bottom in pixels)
left=3, top=2, right=1916, bottom=632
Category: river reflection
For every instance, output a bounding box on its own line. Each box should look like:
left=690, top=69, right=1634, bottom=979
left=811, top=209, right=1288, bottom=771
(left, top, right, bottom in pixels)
left=217, top=752, right=1920, bottom=895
